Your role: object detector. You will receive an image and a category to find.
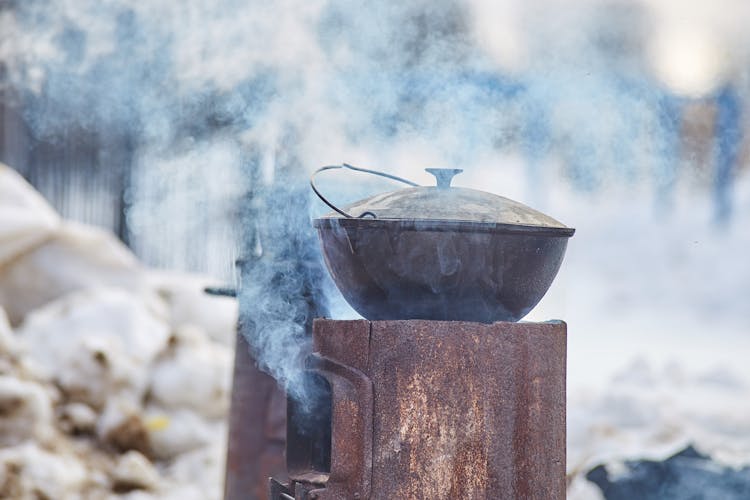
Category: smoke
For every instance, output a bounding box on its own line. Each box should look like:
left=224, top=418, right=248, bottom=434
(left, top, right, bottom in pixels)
left=1, top=0, right=749, bottom=402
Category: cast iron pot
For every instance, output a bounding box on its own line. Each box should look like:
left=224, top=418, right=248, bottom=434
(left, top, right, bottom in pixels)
left=311, top=164, right=574, bottom=323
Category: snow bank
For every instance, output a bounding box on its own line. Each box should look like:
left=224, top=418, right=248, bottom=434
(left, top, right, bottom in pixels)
left=0, top=164, right=237, bottom=499
left=0, top=164, right=59, bottom=267
left=0, top=166, right=147, bottom=325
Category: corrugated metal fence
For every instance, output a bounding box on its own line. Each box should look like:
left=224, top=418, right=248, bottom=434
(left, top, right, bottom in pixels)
left=1, top=100, right=241, bottom=282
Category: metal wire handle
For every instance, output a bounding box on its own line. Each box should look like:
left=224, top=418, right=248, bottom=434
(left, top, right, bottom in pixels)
left=310, top=163, right=419, bottom=219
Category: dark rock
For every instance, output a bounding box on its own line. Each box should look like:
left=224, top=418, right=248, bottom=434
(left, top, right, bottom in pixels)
left=586, top=445, right=750, bottom=500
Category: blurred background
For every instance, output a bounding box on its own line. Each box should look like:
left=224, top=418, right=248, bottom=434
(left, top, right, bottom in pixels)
left=1, top=0, right=750, bottom=498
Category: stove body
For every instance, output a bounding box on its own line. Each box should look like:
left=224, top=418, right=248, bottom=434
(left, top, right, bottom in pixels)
left=225, top=332, right=287, bottom=500
left=271, top=318, right=566, bottom=500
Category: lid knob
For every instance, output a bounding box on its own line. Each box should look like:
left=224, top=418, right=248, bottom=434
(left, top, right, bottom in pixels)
left=425, top=168, right=463, bottom=189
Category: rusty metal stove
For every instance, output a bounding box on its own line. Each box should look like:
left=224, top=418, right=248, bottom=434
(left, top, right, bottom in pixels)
left=270, top=318, right=566, bottom=500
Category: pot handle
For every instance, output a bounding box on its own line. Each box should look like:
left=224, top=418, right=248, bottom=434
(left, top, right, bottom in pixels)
left=310, top=163, right=419, bottom=219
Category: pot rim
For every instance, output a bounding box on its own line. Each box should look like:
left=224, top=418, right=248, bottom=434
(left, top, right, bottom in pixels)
left=312, top=217, right=575, bottom=237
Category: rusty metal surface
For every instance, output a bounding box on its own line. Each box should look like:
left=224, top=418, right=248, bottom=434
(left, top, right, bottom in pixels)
left=269, top=478, right=294, bottom=500
left=224, top=332, right=287, bottom=500
left=283, top=345, right=374, bottom=500
left=302, top=353, right=373, bottom=500
left=308, top=319, right=566, bottom=500
left=312, top=319, right=371, bottom=373
left=367, top=320, right=566, bottom=499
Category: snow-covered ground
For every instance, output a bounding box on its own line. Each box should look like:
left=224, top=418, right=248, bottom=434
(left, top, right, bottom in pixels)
left=0, top=164, right=237, bottom=499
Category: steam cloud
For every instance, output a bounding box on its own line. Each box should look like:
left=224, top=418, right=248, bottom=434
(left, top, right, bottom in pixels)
left=1, top=0, right=747, bottom=399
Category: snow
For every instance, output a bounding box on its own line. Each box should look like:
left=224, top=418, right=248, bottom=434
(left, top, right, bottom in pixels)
left=17, top=288, right=171, bottom=406
left=148, top=325, right=232, bottom=420
left=0, top=442, right=89, bottom=499
left=0, top=221, right=147, bottom=326
left=0, top=164, right=60, bottom=267
left=111, top=450, right=161, bottom=493
left=0, top=375, right=54, bottom=447
left=569, top=359, right=750, bottom=475
left=145, top=272, right=239, bottom=346
left=0, top=165, right=236, bottom=499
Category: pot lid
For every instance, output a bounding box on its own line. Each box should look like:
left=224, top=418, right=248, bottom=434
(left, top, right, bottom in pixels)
left=313, top=166, right=574, bottom=236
